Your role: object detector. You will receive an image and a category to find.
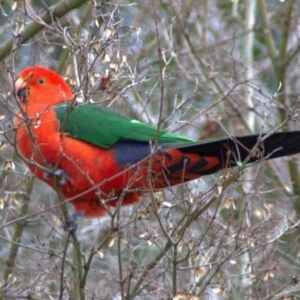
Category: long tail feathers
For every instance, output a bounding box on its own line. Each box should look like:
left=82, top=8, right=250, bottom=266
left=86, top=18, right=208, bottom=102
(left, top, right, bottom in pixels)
left=180, top=131, right=300, bottom=175
left=151, top=131, right=300, bottom=187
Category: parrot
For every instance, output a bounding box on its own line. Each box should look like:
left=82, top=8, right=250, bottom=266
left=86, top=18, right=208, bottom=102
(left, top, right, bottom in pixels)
left=13, top=66, right=300, bottom=218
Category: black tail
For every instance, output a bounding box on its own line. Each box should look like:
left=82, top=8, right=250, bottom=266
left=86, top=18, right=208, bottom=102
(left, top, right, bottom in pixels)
left=179, top=131, right=300, bottom=176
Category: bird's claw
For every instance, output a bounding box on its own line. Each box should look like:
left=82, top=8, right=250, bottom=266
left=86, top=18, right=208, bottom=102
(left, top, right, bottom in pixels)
left=53, top=169, right=70, bottom=185
left=63, top=219, right=78, bottom=233
left=62, top=211, right=85, bottom=233
left=43, top=168, right=70, bottom=185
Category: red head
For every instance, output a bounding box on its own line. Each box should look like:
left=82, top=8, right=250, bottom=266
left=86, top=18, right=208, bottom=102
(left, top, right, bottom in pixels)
left=15, top=66, right=74, bottom=106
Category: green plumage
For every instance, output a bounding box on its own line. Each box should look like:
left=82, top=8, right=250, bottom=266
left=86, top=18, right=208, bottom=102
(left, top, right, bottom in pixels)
left=54, top=103, right=194, bottom=148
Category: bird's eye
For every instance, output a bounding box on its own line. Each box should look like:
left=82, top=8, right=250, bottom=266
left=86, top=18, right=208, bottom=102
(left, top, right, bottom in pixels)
left=38, top=78, right=45, bottom=84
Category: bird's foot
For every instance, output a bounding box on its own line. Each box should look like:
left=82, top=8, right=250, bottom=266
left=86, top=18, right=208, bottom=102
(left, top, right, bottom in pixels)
left=62, top=211, right=85, bottom=233
left=43, top=168, right=70, bottom=185
left=63, top=219, right=78, bottom=233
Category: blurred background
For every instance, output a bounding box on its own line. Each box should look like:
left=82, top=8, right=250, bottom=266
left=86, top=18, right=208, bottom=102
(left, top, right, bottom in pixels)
left=1, top=0, right=300, bottom=299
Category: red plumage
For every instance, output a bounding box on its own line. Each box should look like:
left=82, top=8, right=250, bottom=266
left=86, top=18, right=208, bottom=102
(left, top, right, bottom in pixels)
left=14, top=66, right=300, bottom=217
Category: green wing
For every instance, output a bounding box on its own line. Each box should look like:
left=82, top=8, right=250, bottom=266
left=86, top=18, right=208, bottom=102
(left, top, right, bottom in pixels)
left=54, top=103, right=194, bottom=149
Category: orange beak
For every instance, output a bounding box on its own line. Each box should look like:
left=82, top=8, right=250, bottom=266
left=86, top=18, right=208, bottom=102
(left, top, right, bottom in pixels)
left=15, top=76, right=28, bottom=103
left=15, top=76, right=25, bottom=90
